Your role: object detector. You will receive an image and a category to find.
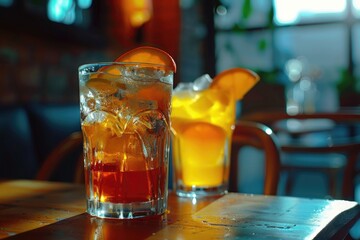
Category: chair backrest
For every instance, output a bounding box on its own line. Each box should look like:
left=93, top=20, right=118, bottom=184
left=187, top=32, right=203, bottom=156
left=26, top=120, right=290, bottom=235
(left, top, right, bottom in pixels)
left=230, top=120, right=281, bottom=195
left=0, top=106, right=38, bottom=179
left=240, top=111, right=360, bottom=199
left=37, top=122, right=283, bottom=195
left=36, top=131, right=84, bottom=183
left=26, top=103, right=81, bottom=166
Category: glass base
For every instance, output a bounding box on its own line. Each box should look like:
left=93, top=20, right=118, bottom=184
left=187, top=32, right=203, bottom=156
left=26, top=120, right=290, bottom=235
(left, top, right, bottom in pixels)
left=175, top=184, right=227, bottom=198
left=86, top=197, right=167, bottom=219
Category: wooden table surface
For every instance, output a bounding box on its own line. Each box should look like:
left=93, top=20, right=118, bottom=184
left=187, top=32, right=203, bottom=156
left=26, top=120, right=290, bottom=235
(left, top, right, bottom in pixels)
left=0, top=180, right=359, bottom=239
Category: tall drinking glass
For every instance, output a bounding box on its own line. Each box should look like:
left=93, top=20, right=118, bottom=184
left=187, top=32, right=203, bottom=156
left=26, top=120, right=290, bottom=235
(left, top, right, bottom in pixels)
left=79, top=62, right=173, bottom=219
left=171, top=83, right=236, bottom=197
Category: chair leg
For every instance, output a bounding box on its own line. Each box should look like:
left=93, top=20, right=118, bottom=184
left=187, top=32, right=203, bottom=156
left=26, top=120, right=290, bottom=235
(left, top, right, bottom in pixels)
left=327, top=169, right=338, bottom=198
left=285, top=169, right=295, bottom=195
left=229, top=145, right=241, bottom=192
left=342, top=152, right=358, bottom=200
left=74, top=154, right=84, bottom=184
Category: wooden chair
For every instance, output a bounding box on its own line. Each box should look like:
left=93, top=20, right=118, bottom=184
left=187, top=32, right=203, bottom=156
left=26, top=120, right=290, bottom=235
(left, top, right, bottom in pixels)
left=36, top=131, right=84, bottom=184
left=230, top=120, right=282, bottom=195
left=241, top=111, right=360, bottom=199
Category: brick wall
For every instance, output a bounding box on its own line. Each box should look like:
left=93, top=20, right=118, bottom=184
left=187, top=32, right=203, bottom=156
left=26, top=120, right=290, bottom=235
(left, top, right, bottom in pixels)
left=0, top=29, right=116, bottom=105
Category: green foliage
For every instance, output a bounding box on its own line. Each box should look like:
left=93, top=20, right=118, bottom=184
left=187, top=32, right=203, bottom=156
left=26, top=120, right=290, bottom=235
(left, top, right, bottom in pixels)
left=241, top=0, right=253, bottom=20
left=337, top=68, right=358, bottom=93
left=255, top=69, right=280, bottom=84
left=257, top=39, right=267, bottom=52
left=266, top=4, right=275, bottom=29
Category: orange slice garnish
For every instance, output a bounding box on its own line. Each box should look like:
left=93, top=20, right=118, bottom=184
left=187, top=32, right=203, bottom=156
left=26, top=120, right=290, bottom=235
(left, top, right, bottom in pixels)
left=210, top=68, right=260, bottom=101
left=99, top=65, right=122, bottom=75
left=86, top=78, right=117, bottom=95
left=86, top=77, right=126, bottom=95
left=115, top=46, right=176, bottom=73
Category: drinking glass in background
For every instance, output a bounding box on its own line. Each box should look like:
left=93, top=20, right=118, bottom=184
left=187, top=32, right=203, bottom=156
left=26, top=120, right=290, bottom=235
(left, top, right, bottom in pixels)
left=171, top=75, right=235, bottom=197
left=171, top=69, right=259, bottom=198
left=79, top=62, right=173, bottom=219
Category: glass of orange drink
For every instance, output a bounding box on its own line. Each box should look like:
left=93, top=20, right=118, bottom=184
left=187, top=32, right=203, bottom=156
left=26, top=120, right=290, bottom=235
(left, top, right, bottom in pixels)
left=79, top=47, right=176, bottom=218
left=171, top=68, right=259, bottom=197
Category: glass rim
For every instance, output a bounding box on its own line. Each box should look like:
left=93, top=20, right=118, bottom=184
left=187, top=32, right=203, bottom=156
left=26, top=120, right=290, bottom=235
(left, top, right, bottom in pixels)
left=78, top=61, right=174, bottom=72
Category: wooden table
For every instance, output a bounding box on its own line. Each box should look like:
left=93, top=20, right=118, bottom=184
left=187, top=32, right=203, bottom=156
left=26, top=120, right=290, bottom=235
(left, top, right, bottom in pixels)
left=0, top=180, right=359, bottom=239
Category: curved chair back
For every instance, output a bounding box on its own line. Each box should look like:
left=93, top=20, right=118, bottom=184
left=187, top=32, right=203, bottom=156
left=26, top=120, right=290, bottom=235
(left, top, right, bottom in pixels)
left=36, top=131, right=84, bottom=183
left=230, top=121, right=281, bottom=195
left=38, top=121, right=283, bottom=195
left=241, top=111, right=360, bottom=199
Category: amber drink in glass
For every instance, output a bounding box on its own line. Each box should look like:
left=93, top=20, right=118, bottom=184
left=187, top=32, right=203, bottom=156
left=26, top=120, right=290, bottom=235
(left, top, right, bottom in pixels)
left=79, top=62, right=173, bottom=218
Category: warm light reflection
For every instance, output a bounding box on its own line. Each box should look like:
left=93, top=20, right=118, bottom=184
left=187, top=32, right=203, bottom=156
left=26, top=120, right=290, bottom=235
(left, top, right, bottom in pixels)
left=123, top=0, right=153, bottom=27
left=274, top=0, right=346, bottom=24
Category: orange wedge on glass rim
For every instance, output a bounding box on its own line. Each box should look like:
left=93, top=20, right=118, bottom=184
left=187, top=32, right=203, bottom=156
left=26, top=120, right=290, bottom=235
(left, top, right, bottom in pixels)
left=210, top=68, right=260, bottom=101
left=87, top=46, right=176, bottom=93
left=115, top=46, right=176, bottom=110
left=115, top=46, right=177, bottom=73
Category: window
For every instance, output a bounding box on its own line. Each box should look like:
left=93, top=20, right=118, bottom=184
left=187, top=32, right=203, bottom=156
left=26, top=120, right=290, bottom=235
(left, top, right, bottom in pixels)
left=274, top=0, right=346, bottom=25
left=215, top=0, right=272, bottom=29
left=353, top=23, right=360, bottom=91
left=354, top=0, right=360, bottom=17
left=216, top=30, right=273, bottom=72
left=273, top=24, right=348, bottom=84
left=215, top=0, right=273, bottom=72
left=214, top=0, right=360, bottom=109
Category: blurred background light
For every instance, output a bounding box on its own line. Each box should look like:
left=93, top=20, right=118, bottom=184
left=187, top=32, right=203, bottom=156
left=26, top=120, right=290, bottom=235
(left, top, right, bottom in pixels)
left=274, top=0, right=346, bottom=25
left=77, top=0, right=92, bottom=9
left=47, top=0, right=76, bottom=25
left=0, top=0, right=13, bottom=7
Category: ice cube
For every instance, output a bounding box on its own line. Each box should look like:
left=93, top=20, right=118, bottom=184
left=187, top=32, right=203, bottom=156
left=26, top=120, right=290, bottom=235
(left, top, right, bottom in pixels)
left=172, top=82, right=197, bottom=105
left=98, top=96, right=123, bottom=115
left=182, top=92, right=215, bottom=119
left=80, top=85, right=96, bottom=120
left=192, top=74, right=212, bottom=91
left=174, top=82, right=193, bottom=92
left=132, top=109, right=169, bottom=161
left=86, top=77, right=119, bottom=96
left=83, top=110, right=125, bottom=137
left=123, top=65, right=166, bottom=82
left=121, top=99, right=157, bottom=117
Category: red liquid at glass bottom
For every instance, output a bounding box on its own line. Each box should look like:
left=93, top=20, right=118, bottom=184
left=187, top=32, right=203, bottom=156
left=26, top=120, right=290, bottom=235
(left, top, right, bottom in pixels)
left=87, top=163, right=166, bottom=203
left=85, top=162, right=168, bottom=219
